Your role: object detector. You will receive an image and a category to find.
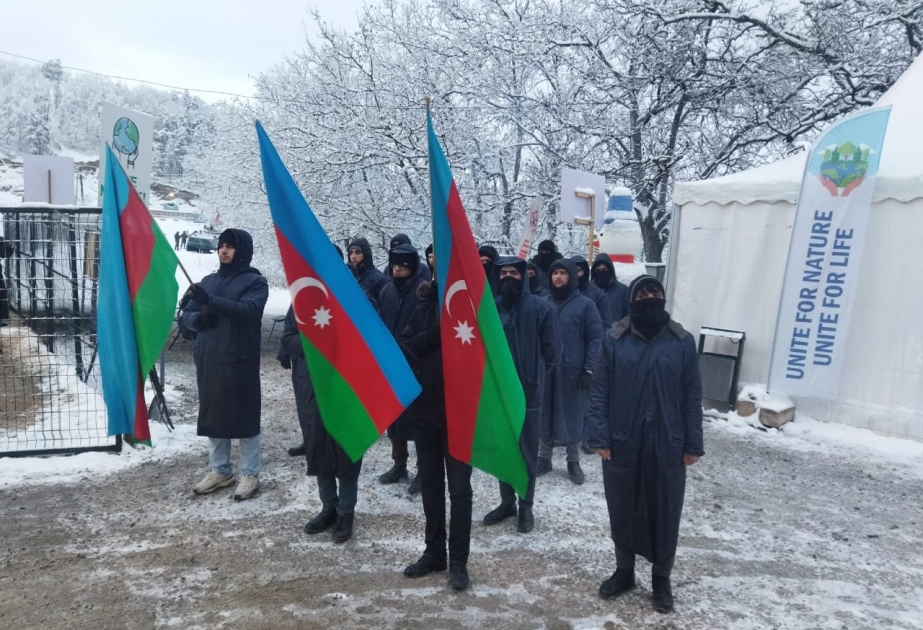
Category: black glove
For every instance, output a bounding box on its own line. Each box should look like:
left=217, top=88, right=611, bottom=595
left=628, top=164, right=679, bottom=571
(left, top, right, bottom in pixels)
left=178, top=287, right=194, bottom=310
left=279, top=356, right=292, bottom=370
left=578, top=370, right=593, bottom=390
left=190, top=283, right=210, bottom=305
left=197, top=311, right=218, bottom=330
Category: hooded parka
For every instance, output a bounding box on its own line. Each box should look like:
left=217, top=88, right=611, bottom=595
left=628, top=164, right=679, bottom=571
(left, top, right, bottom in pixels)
left=572, top=255, right=613, bottom=329
left=280, top=306, right=361, bottom=477
left=379, top=243, right=425, bottom=441
left=494, top=256, right=562, bottom=476
left=179, top=229, right=269, bottom=439
left=349, top=237, right=389, bottom=302
left=591, top=253, right=630, bottom=322
left=587, top=317, right=704, bottom=570
left=541, top=258, right=603, bottom=443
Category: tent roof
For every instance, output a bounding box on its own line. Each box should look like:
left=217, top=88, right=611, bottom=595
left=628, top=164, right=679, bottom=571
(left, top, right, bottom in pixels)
left=674, top=53, right=923, bottom=206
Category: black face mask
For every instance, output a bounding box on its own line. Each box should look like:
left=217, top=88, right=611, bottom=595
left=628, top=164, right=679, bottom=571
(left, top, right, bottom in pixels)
left=528, top=274, right=541, bottom=293
left=499, top=276, right=523, bottom=306
left=483, top=262, right=494, bottom=277
left=534, top=251, right=556, bottom=271
left=629, top=297, right=670, bottom=340
left=593, top=268, right=613, bottom=288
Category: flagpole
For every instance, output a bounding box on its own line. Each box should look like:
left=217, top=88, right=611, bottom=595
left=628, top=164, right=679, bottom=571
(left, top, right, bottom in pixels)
left=425, top=96, right=436, bottom=283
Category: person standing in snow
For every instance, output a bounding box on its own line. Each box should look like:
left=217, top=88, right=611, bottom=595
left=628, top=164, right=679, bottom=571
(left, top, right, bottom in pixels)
left=174, top=231, right=181, bottom=250
left=383, top=233, right=432, bottom=281
left=591, top=253, right=630, bottom=323
left=347, top=238, right=389, bottom=304
left=399, top=275, right=473, bottom=591
left=179, top=228, right=269, bottom=501
left=538, top=258, right=603, bottom=485
left=281, top=304, right=361, bottom=544
left=482, top=257, right=561, bottom=533
left=181, top=231, right=188, bottom=248
left=376, top=244, right=425, bottom=493
left=478, top=244, right=499, bottom=296
left=588, top=275, right=704, bottom=614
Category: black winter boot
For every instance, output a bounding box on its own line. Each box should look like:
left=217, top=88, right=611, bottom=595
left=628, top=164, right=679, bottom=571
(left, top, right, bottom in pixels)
left=536, top=457, right=552, bottom=476
left=403, top=553, right=448, bottom=578
left=652, top=575, right=674, bottom=613
left=567, top=461, right=585, bottom=485
left=332, top=512, right=354, bottom=543
left=303, top=507, right=337, bottom=534
left=599, top=568, right=635, bottom=599
left=449, top=563, right=469, bottom=591
left=482, top=503, right=517, bottom=526
left=287, top=442, right=306, bottom=457
left=517, top=505, right=534, bottom=533
left=379, top=465, right=408, bottom=484
left=408, top=473, right=422, bottom=495
left=581, top=439, right=595, bottom=455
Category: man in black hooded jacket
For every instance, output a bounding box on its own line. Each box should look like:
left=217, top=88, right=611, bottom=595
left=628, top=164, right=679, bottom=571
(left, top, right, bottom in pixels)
left=180, top=228, right=269, bottom=502
left=591, top=253, right=630, bottom=322
left=482, top=256, right=561, bottom=533
left=530, top=239, right=562, bottom=291
left=383, top=233, right=432, bottom=281
left=377, top=243, right=424, bottom=490
left=478, top=244, right=499, bottom=296
left=348, top=237, right=389, bottom=302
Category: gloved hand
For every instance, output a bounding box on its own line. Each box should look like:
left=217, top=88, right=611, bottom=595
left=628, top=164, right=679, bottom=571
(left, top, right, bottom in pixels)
left=178, top=286, right=194, bottom=310
left=196, top=311, right=218, bottom=330
left=279, top=356, right=292, bottom=370
left=578, top=370, right=593, bottom=390
left=190, top=283, right=210, bottom=306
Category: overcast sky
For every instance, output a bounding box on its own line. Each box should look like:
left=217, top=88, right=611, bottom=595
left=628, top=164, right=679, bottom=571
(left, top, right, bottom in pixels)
left=1, top=0, right=373, bottom=102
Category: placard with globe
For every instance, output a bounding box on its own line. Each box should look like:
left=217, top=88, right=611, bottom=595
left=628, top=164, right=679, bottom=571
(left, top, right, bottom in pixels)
left=98, top=102, right=154, bottom=205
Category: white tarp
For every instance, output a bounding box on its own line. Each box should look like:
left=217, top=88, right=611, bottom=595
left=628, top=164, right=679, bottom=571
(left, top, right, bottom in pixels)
left=669, top=54, right=923, bottom=441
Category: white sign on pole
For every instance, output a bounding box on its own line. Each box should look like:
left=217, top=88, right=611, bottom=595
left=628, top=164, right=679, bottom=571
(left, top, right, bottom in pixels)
left=516, top=196, right=542, bottom=259
left=99, top=102, right=155, bottom=205
left=560, top=168, right=605, bottom=228
left=767, top=106, right=891, bottom=400
left=22, top=154, right=75, bottom=204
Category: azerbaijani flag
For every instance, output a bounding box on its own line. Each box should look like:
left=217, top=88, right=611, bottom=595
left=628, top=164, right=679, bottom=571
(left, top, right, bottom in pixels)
left=255, top=121, right=421, bottom=461
left=427, top=111, right=528, bottom=496
left=98, top=144, right=179, bottom=445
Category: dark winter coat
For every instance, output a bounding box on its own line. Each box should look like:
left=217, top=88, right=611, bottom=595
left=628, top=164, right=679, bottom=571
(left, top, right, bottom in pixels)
left=591, top=253, right=630, bottom=323
left=383, top=234, right=432, bottom=281
left=572, top=255, right=613, bottom=329
left=399, top=281, right=445, bottom=430
left=588, top=317, right=704, bottom=568
left=378, top=243, right=425, bottom=441
left=349, top=237, right=389, bottom=302
left=478, top=244, right=500, bottom=296
left=542, top=259, right=603, bottom=443
left=281, top=306, right=361, bottom=478
left=494, top=256, right=562, bottom=475
left=179, top=229, right=269, bottom=439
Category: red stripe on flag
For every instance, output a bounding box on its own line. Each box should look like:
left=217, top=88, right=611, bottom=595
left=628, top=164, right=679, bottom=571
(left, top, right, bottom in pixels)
left=132, top=370, right=151, bottom=442
left=118, top=187, right=156, bottom=301
left=441, top=183, right=487, bottom=461
left=275, top=230, right=405, bottom=433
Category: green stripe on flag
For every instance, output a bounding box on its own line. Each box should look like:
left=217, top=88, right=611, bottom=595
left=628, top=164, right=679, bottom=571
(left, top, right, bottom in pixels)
left=470, top=290, right=528, bottom=497
left=303, top=336, right=382, bottom=462
left=131, top=226, right=179, bottom=375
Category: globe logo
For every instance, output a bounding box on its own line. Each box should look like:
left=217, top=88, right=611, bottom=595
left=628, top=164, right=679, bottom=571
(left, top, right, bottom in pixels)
left=113, top=117, right=140, bottom=167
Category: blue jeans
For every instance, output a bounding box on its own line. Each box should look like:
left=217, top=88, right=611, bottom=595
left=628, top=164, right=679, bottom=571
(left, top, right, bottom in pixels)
left=317, top=473, right=359, bottom=515
left=209, top=435, right=261, bottom=477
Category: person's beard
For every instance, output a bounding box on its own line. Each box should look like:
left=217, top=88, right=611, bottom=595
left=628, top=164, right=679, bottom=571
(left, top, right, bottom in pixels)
left=550, top=282, right=570, bottom=300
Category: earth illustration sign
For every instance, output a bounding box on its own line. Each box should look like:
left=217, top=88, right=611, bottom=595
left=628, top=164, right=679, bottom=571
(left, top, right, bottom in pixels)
left=112, top=117, right=140, bottom=167
left=818, top=141, right=870, bottom=197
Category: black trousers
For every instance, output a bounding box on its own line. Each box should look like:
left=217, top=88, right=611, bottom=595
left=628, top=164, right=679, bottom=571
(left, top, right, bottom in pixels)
left=499, top=476, right=536, bottom=508
left=415, top=425, right=473, bottom=565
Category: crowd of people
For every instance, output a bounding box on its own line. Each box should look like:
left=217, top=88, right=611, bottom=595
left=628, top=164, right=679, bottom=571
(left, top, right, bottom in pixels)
left=177, top=229, right=704, bottom=613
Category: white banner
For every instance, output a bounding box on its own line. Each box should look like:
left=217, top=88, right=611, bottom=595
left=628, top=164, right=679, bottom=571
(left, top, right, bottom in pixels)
left=22, top=154, right=74, bottom=204
left=560, top=168, right=605, bottom=228
left=99, top=102, right=155, bottom=205
left=768, top=107, right=891, bottom=399
left=516, top=196, right=542, bottom=259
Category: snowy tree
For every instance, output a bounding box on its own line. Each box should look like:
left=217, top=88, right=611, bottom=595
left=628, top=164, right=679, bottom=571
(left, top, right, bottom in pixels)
left=24, top=96, right=52, bottom=155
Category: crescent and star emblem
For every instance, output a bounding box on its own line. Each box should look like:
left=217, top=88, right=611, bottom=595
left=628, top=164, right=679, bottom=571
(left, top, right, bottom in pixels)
left=445, top=279, right=476, bottom=345
left=289, top=276, right=333, bottom=329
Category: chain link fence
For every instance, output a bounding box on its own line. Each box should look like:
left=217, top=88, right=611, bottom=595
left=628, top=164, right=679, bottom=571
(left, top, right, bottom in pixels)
left=0, top=207, right=120, bottom=456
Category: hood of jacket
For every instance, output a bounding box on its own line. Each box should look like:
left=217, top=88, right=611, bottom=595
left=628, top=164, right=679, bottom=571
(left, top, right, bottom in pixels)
left=348, top=237, right=375, bottom=272
left=217, top=228, right=255, bottom=273
left=548, top=258, right=578, bottom=296
left=591, top=252, right=616, bottom=284
left=388, top=243, right=421, bottom=278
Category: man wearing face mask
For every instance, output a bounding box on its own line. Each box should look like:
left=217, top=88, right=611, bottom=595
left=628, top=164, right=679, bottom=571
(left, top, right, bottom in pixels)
left=591, top=253, right=630, bottom=322
left=538, top=259, right=603, bottom=485
left=477, top=244, right=499, bottom=296
left=384, top=233, right=432, bottom=281
left=587, top=275, right=704, bottom=614
left=482, top=256, right=561, bottom=533
left=530, top=239, right=561, bottom=291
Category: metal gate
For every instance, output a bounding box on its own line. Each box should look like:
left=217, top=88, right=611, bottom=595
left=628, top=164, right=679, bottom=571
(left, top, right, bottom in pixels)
left=0, top=206, right=121, bottom=456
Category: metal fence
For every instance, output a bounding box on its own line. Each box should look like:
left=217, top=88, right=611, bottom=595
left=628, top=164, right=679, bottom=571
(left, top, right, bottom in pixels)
left=0, top=206, right=120, bottom=457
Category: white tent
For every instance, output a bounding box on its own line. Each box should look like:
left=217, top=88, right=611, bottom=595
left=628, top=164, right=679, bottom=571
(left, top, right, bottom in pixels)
left=668, top=54, right=923, bottom=441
